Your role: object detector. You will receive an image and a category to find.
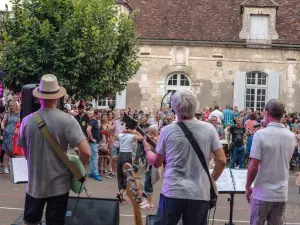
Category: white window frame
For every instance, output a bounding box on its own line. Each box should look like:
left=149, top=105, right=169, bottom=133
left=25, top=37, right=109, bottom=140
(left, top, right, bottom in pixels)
left=245, top=72, right=268, bottom=111
left=165, top=73, right=191, bottom=92
left=95, top=96, right=116, bottom=109
left=163, top=73, right=191, bottom=106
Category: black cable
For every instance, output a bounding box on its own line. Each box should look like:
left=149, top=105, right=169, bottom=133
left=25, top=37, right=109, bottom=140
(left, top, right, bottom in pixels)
left=70, top=182, right=84, bottom=225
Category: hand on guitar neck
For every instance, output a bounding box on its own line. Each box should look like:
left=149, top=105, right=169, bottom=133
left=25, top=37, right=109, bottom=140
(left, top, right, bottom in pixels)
left=123, top=163, right=144, bottom=225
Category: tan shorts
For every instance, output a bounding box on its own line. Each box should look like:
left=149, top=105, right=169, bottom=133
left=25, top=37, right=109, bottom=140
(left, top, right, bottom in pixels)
left=249, top=198, right=286, bottom=225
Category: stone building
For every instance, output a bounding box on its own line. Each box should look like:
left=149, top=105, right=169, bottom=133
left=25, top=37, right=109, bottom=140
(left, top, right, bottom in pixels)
left=125, top=0, right=300, bottom=113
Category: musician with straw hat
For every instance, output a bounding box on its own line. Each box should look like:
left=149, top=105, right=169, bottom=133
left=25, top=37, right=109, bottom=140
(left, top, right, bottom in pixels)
left=17, top=74, right=91, bottom=225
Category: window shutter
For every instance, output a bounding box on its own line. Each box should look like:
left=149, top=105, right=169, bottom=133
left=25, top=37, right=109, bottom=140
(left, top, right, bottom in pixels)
left=250, top=16, right=269, bottom=40
left=267, top=72, right=280, bottom=100
left=233, top=72, right=246, bottom=110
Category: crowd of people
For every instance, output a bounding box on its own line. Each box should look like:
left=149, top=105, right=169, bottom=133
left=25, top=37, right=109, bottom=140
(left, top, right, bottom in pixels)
left=0, top=74, right=298, bottom=225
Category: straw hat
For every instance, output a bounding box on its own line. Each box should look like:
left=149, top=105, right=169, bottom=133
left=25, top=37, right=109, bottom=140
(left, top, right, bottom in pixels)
left=32, top=74, right=66, bottom=99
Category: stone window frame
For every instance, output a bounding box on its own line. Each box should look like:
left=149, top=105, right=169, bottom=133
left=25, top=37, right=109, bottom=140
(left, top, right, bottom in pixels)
left=239, top=7, right=279, bottom=44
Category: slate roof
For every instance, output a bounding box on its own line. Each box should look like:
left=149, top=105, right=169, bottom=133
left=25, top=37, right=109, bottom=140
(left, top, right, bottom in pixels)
left=128, top=0, right=300, bottom=45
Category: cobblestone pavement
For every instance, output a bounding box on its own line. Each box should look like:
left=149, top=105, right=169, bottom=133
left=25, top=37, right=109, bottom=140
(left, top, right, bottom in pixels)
left=0, top=170, right=300, bottom=225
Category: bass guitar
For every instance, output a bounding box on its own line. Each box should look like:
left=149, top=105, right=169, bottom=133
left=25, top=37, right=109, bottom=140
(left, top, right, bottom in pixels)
left=123, top=113, right=157, bottom=148
left=123, top=163, right=143, bottom=225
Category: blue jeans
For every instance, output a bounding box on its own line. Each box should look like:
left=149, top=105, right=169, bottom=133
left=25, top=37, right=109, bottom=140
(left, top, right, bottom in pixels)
left=89, top=143, right=99, bottom=176
left=230, top=146, right=245, bottom=168
left=154, top=194, right=209, bottom=225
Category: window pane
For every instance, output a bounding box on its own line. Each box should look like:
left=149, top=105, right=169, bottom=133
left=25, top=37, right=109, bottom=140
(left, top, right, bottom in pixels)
left=258, top=78, right=262, bottom=85
left=257, top=89, right=261, bottom=95
left=246, top=89, right=250, bottom=94
left=262, top=89, right=266, bottom=95
left=251, top=89, right=255, bottom=94
left=258, top=73, right=262, bottom=79
left=246, top=95, right=250, bottom=101
left=257, top=95, right=261, bottom=101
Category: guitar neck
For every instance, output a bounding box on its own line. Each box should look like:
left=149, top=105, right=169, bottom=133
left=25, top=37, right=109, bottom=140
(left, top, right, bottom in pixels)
left=133, top=203, right=143, bottom=225
left=135, top=126, right=157, bottom=148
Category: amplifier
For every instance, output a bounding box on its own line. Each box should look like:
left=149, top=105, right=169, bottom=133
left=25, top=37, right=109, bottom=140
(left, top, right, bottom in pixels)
left=12, top=196, right=119, bottom=225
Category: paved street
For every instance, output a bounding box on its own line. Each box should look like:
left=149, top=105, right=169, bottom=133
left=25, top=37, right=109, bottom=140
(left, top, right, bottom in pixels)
left=0, top=170, right=300, bottom=225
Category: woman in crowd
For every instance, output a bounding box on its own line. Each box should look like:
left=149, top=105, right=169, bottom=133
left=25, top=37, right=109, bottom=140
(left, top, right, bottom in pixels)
left=98, top=113, right=111, bottom=176
left=116, top=128, right=143, bottom=203
left=1, top=101, right=20, bottom=174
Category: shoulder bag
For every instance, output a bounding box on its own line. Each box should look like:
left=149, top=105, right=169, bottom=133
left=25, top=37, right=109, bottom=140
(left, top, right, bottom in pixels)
left=34, top=112, right=86, bottom=194
left=177, top=121, right=218, bottom=209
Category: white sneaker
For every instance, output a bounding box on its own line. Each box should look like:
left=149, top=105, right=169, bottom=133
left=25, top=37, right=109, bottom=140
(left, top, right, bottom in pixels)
left=3, top=167, right=9, bottom=174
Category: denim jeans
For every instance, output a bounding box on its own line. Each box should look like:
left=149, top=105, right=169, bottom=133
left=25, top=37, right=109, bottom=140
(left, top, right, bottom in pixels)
left=230, top=146, right=245, bottom=168
left=89, top=142, right=99, bottom=176
left=154, top=194, right=209, bottom=225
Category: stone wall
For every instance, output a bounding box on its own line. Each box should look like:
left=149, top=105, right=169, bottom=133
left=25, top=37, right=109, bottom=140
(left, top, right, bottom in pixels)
left=126, top=44, right=300, bottom=113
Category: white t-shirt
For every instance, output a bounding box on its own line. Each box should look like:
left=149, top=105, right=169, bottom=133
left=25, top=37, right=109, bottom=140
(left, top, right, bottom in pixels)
left=113, top=119, right=126, bottom=147
left=118, top=133, right=135, bottom=153
left=208, top=109, right=224, bottom=123
left=156, top=120, right=222, bottom=201
left=250, top=122, right=295, bottom=202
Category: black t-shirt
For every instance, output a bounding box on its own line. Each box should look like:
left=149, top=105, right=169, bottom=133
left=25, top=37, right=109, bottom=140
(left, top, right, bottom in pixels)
left=89, top=119, right=100, bottom=143
left=230, top=126, right=245, bottom=147
left=75, top=114, right=90, bottom=137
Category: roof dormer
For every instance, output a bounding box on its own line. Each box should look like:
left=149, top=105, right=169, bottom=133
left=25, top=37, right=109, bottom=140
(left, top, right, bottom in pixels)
left=239, top=0, right=279, bottom=46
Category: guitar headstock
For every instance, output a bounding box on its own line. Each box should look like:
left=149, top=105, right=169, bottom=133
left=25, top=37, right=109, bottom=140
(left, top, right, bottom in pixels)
left=123, top=163, right=142, bottom=205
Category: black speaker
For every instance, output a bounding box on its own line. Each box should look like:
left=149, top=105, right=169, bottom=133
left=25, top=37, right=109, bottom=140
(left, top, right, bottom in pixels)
left=12, top=197, right=119, bottom=225
left=20, top=84, right=64, bottom=120
left=146, top=215, right=182, bottom=225
left=65, top=197, right=119, bottom=225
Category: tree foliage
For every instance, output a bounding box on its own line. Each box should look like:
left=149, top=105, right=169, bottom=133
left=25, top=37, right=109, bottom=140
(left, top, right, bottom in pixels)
left=0, top=0, right=140, bottom=98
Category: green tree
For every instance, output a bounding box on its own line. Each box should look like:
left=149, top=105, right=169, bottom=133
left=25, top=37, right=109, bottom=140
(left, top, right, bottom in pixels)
left=1, top=0, right=140, bottom=98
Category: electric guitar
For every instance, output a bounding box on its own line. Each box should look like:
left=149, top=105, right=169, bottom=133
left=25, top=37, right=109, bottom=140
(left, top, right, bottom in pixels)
left=123, top=163, right=143, bottom=225
left=68, top=154, right=86, bottom=194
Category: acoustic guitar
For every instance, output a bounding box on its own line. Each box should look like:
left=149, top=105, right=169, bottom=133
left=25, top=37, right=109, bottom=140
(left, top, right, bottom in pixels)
left=123, top=163, right=143, bottom=225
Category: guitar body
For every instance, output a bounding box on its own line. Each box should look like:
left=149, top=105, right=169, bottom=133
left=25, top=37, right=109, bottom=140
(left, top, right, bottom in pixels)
left=68, top=155, right=85, bottom=194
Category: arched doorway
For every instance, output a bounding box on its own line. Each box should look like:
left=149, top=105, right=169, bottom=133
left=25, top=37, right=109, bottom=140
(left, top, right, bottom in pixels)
left=162, top=73, right=191, bottom=106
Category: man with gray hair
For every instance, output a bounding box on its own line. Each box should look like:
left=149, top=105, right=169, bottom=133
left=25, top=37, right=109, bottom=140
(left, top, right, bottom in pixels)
left=143, top=89, right=226, bottom=225
left=246, top=99, right=295, bottom=225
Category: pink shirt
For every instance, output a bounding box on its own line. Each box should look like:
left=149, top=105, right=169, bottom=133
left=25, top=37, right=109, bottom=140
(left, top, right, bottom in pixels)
left=204, top=111, right=210, bottom=120
left=244, top=119, right=258, bottom=132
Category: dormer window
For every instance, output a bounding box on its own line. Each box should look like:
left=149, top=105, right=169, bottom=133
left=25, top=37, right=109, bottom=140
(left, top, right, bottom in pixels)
left=239, top=0, right=279, bottom=45
left=250, top=15, right=269, bottom=41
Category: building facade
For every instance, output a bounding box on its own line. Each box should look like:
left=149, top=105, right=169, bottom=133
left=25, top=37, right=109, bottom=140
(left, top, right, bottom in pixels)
left=126, top=0, right=300, bottom=113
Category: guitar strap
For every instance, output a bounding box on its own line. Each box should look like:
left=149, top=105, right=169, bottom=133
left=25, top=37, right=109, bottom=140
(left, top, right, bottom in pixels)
left=34, top=112, right=85, bottom=183
left=176, top=121, right=217, bottom=195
